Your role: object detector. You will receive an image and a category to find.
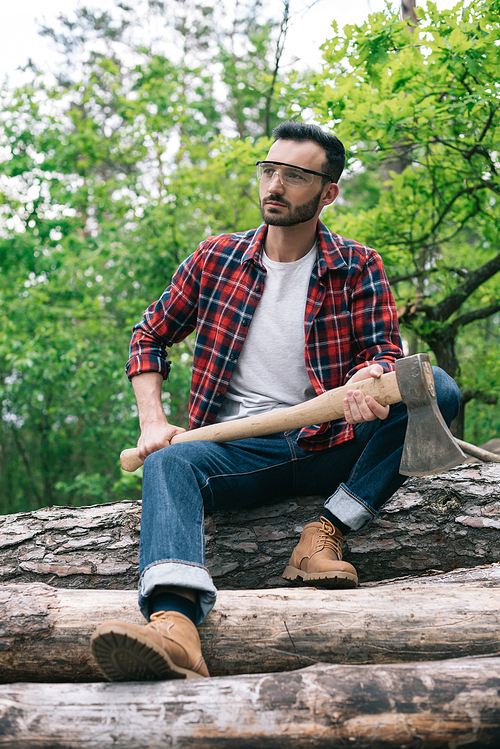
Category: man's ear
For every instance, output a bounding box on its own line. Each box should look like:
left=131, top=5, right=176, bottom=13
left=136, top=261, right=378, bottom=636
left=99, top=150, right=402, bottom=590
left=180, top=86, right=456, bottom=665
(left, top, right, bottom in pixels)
left=321, top=181, right=339, bottom=208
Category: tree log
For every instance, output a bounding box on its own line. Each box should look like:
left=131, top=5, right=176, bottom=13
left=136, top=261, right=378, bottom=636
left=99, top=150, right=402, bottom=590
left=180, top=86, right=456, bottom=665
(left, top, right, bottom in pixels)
left=1, top=657, right=499, bottom=748
left=1, top=463, right=499, bottom=590
left=1, top=565, right=499, bottom=683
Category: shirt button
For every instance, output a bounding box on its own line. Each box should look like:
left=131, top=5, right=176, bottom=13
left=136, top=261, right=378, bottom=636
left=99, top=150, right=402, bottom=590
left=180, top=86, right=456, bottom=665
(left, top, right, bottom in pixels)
left=241, top=320, right=247, bottom=326
left=255, top=285, right=261, bottom=293
left=229, top=354, right=236, bottom=361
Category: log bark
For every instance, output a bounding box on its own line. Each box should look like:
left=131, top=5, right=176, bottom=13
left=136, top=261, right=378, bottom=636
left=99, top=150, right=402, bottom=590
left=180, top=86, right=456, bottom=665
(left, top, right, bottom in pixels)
left=1, top=657, right=499, bottom=748
left=1, top=464, right=499, bottom=590
left=1, top=565, right=499, bottom=683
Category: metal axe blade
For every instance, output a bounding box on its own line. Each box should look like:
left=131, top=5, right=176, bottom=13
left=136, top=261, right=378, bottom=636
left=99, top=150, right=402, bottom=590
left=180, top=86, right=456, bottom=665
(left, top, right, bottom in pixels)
left=396, top=354, right=466, bottom=477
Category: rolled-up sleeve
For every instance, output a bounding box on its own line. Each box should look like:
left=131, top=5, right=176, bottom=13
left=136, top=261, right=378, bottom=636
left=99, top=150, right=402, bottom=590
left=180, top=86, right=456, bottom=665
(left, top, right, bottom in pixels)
left=126, top=251, right=201, bottom=380
left=345, top=249, right=403, bottom=382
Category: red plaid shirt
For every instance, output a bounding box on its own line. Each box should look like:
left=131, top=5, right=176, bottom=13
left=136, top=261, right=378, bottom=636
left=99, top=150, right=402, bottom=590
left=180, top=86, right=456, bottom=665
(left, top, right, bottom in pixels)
left=127, top=221, right=403, bottom=450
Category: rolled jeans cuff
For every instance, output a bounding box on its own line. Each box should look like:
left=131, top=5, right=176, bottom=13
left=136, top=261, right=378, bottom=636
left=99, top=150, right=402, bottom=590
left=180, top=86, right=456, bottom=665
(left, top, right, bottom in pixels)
left=138, top=560, right=217, bottom=626
left=324, top=483, right=378, bottom=531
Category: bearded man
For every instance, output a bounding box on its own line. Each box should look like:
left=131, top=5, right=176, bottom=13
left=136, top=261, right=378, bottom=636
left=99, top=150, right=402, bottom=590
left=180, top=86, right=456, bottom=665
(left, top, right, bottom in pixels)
left=90, top=121, right=460, bottom=681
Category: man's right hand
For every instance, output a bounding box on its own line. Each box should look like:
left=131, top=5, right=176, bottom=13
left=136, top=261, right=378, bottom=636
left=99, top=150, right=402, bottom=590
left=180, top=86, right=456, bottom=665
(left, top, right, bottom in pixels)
left=136, top=420, right=186, bottom=461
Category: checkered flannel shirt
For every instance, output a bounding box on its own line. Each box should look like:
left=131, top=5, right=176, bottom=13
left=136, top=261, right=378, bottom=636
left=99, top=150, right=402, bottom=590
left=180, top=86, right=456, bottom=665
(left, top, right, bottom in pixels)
left=126, top=221, right=404, bottom=451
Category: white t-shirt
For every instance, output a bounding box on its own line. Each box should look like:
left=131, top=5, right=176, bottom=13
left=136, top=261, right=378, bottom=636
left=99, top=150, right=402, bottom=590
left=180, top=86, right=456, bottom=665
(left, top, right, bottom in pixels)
left=217, top=243, right=317, bottom=421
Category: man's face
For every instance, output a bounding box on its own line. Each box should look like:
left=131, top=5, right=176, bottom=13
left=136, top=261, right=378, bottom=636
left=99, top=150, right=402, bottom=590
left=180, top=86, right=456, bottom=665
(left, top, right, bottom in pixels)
left=258, top=139, right=336, bottom=227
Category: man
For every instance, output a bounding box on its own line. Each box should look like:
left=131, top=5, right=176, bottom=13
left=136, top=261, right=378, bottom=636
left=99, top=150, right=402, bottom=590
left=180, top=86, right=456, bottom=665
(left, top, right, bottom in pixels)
left=91, top=121, right=461, bottom=682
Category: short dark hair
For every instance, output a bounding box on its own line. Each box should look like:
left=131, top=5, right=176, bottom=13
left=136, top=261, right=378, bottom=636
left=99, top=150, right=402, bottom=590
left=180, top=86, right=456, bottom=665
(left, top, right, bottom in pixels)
left=272, top=121, right=345, bottom=183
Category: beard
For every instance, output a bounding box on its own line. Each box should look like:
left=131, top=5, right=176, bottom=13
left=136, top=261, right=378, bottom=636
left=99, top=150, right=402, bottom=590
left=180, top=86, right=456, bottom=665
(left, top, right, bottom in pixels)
left=259, top=188, right=323, bottom=227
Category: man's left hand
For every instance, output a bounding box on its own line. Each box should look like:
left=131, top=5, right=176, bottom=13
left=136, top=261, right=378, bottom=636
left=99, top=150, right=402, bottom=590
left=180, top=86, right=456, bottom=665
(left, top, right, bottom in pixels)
left=343, top=364, right=390, bottom=424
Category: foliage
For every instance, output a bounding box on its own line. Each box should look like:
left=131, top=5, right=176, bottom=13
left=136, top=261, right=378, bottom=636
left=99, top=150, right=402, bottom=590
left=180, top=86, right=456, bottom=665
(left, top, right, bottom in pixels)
left=0, top=0, right=297, bottom=513
left=311, top=0, right=500, bottom=437
left=2, top=0, right=500, bottom=513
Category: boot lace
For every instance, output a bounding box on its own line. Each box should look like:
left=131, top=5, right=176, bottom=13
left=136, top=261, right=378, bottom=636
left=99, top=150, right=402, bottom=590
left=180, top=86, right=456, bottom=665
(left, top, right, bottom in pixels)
left=316, top=516, right=343, bottom=560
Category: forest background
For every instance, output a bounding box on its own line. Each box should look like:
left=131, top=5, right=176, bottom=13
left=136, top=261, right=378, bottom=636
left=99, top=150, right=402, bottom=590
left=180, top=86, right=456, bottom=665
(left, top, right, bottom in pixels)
left=0, top=0, right=499, bottom=514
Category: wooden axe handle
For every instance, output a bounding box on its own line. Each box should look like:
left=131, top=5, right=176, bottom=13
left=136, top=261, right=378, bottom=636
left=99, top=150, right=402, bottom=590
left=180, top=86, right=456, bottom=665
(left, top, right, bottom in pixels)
left=455, top=438, right=500, bottom=463
left=120, top=370, right=402, bottom=472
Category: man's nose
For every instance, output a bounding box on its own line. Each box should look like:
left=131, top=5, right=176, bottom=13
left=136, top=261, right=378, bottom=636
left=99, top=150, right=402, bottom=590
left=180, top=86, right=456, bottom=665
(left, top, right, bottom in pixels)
left=268, top=171, right=284, bottom=190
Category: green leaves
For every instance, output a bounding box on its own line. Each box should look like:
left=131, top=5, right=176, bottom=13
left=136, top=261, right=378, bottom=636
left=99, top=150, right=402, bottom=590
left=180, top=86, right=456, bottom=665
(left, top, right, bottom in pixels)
left=0, top=0, right=299, bottom=512
left=312, top=0, right=500, bottom=439
left=4, top=0, right=497, bottom=508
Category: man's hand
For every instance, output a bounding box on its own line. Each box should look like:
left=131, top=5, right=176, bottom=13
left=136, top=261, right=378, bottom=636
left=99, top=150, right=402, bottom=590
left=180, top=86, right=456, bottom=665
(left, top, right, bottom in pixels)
left=136, top=420, right=186, bottom=461
left=343, top=364, right=390, bottom=424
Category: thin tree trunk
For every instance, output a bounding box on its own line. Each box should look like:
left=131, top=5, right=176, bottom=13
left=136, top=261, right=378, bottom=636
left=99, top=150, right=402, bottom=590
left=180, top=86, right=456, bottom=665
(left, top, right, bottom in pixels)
left=401, top=0, right=418, bottom=24
left=264, top=0, right=289, bottom=137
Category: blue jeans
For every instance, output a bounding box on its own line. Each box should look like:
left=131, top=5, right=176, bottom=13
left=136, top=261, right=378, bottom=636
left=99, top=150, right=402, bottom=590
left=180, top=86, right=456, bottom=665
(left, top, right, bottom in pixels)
left=139, top=368, right=461, bottom=624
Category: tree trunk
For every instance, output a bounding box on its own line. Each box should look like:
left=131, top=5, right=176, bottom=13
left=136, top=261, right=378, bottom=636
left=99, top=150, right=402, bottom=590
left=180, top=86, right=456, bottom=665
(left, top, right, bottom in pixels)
left=1, top=565, right=499, bottom=683
left=428, top=333, right=460, bottom=379
left=1, top=657, right=499, bottom=748
left=1, top=464, right=499, bottom=591
left=401, top=0, right=418, bottom=24
left=452, top=397, right=466, bottom=439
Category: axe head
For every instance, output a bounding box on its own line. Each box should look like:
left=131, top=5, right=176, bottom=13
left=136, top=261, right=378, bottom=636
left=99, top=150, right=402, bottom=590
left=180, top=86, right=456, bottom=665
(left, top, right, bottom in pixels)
left=396, top=354, right=466, bottom=477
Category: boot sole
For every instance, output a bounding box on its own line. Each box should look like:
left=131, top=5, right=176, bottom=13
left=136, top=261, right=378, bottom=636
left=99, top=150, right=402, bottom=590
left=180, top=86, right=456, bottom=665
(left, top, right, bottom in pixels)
left=282, top=565, right=358, bottom=589
left=91, top=623, right=205, bottom=682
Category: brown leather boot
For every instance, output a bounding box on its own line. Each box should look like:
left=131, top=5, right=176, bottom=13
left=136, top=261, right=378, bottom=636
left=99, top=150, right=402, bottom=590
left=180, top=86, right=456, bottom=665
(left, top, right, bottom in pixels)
left=282, top=516, right=358, bottom=588
left=90, top=610, right=209, bottom=682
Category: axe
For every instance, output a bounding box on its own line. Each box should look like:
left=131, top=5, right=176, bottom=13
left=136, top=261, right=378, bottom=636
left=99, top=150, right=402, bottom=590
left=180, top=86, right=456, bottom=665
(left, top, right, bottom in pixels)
left=120, top=353, right=465, bottom=476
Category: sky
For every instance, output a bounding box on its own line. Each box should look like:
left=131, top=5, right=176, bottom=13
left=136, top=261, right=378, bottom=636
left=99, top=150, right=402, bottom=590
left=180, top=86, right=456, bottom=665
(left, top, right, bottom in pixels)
left=0, top=0, right=458, bottom=84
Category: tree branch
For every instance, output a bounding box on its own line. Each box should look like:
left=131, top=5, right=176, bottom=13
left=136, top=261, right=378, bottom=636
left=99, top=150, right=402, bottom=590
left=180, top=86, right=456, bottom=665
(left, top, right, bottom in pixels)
left=461, top=388, right=499, bottom=406
left=431, top=249, right=500, bottom=322
left=388, top=269, right=427, bottom=285
left=466, top=105, right=496, bottom=159
left=450, top=302, right=500, bottom=335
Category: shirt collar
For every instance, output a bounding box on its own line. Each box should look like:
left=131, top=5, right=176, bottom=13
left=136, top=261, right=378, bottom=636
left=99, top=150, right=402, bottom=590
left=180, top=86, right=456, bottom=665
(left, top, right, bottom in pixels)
left=241, top=223, right=268, bottom=267
left=241, top=221, right=348, bottom=276
left=315, top=221, right=348, bottom=276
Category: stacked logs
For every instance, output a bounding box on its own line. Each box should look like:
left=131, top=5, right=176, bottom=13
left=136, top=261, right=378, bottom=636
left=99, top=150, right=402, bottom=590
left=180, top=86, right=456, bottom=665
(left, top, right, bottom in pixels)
left=1, top=463, right=500, bottom=747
